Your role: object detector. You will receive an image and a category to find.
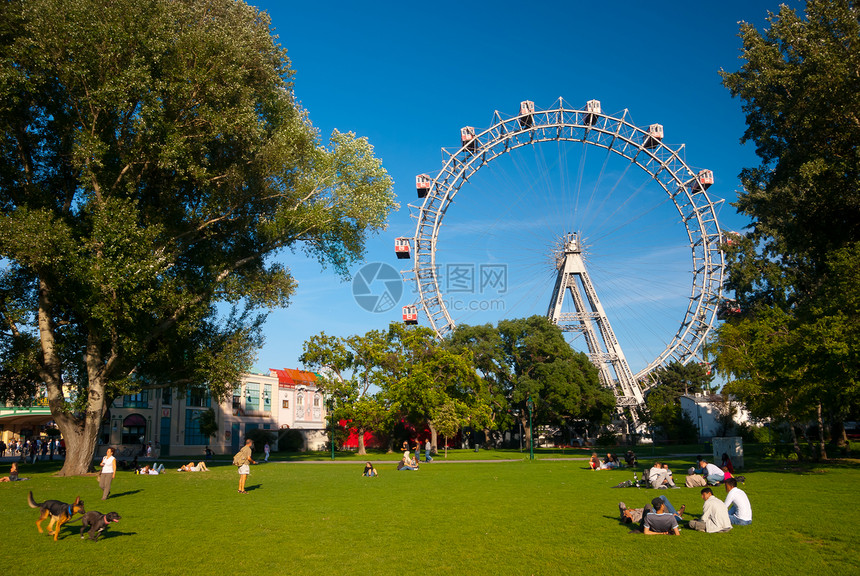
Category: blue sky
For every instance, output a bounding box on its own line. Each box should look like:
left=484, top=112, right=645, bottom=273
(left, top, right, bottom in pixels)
left=249, top=0, right=794, bottom=375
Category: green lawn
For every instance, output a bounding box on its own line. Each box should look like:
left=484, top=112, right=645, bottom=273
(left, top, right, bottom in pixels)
left=2, top=453, right=858, bottom=575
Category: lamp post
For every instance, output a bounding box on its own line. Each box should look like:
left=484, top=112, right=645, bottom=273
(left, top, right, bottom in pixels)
left=527, top=396, right=534, bottom=461
left=328, top=398, right=335, bottom=461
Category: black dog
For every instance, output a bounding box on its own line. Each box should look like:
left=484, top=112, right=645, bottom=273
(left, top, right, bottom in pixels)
left=80, top=511, right=121, bottom=541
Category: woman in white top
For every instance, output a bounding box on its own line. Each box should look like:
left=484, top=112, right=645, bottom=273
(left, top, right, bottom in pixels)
left=99, top=447, right=116, bottom=500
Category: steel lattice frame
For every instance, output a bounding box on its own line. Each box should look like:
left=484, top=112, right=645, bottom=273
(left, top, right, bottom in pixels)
left=406, top=97, right=725, bottom=384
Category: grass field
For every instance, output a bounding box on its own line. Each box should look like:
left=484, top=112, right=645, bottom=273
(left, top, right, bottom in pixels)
left=2, top=450, right=858, bottom=576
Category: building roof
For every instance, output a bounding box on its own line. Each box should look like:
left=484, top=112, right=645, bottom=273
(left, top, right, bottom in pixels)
left=270, top=368, right=318, bottom=388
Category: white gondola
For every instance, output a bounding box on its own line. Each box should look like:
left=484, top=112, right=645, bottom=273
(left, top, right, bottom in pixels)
left=584, top=99, right=601, bottom=126
left=461, top=126, right=477, bottom=152
left=394, top=237, right=411, bottom=259
left=643, top=124, right=664, bottom=149
left=691, top=169, right=714, bottom=192
left=416, top=174, right=432, bottom=198
left=518, top=100, right=534, bottom=128
left=402, top=305, right=418, bottom=325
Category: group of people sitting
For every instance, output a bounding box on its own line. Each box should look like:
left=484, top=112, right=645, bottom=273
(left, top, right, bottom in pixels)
left=645, top=461, right=679, bottom=489
left=619, top=476, right=752, bottom=534
left=590, top=450, right=638, bottom=470
left=397, top=450, right=420, bottom=471
left=684, top=454, right=738, bottom=487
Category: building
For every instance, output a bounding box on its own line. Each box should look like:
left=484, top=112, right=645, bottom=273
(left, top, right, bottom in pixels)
left=679, top=393, right=754, bottom=440
left=1, top=369, right=329, bottom=457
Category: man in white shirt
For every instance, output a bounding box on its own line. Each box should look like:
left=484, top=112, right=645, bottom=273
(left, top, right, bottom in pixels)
left=698, top=458, right=726, bottom=485
left=688, top=487, right=732, bottom=533
left=724, top=477, right=752, bottom=525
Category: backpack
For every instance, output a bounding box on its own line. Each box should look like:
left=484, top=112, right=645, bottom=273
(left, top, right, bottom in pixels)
left=232, top=450, right=246, bottom=466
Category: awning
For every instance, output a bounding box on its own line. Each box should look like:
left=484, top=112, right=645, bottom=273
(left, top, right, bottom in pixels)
left=123, top=414, right=147, bottom=427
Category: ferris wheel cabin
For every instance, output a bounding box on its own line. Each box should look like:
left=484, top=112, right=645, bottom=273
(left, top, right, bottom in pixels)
left=643, top=124, right=664, bottom=148
left=402, top=305, right=418, bottom=325
left=518, top=100, right=535, bottom=128
left=584, top=99, right=601, bottom=126
left=691, top=169, right=714, bottom=192
left=717, top=299, right=742, bottom=320
left=416, top=174, right=432, bottom=198
left=394, top=237, right=411, bottom=259
left=461, top=126, right=477, bottom=152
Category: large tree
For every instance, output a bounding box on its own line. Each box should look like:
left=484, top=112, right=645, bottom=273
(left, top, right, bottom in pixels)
left=452, top=316, right=614, bottom=445
left=0, top=0, right=396, bottom=475
left=713, top=0, right=860, bottom=457
left=300, top=331, right=391, bottom=455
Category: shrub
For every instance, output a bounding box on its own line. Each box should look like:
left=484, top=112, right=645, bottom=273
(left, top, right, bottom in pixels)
left=244, top=428, right=275, bottom=453
left=278, top=429, right=304, bottom=452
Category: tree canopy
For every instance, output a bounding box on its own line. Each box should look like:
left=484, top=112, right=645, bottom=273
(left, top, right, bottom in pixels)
left=713, top=0, right=860, bottom=455
left=0, top=0, right=396, bottom=474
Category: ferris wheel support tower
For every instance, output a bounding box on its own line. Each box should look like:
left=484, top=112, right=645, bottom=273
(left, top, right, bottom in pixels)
left=548, top=233, right=644, bottom=420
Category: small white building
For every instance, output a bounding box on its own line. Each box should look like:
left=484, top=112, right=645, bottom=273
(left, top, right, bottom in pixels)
left=680, top=393, right=754, bottom=440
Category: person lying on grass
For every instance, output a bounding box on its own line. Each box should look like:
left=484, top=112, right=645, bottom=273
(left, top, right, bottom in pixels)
left=619, top=496, right=685, bottom=534
left=178, top=461, right=210, bottom=472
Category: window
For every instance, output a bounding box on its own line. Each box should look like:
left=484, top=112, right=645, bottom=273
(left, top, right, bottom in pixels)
left=245, top=382, right=260, bottom=411
left=122, top=414, right=147, bottom=445
left=186, top=387, right=210, bottom=408
left=123, top=391, right=149, bottom=409
left=263, top=384, right=271, bottom=411
left=313, top=395, right=320, bottom=407
left=297, top=393, right=303, bottom=406
left=184, top=409, right=208, bottom=445
left=161, top=388, right=172, bottom=405
left=233, top=389, right=242, bottom=410
left=282, top=399, right=289, bottom=409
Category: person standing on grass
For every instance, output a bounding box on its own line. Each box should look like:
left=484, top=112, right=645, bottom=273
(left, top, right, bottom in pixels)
left=724, top=478, right=752, bottom=525
left=425, top=439, right=433, bottom=463
left=688, top=487, right=732, bottom=533
left=236, top=439, right=256, bottom=494
left=99, top=447, right=116, bottom=500
left=264, top=442, right=270, bottom=462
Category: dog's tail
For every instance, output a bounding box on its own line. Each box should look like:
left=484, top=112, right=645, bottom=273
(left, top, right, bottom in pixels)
left=27, top=491, right=40, bottom=508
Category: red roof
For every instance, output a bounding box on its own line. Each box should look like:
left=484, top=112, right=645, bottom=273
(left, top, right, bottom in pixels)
left=270, top=368, right=318, bottom=388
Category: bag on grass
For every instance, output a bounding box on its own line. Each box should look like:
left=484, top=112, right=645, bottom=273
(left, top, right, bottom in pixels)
left=612, top=480, right=633, bottom=488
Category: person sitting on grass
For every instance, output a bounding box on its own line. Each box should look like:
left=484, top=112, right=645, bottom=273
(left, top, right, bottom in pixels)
left=688, top=487, right=732, bottom=533
left=599, top=453, right=620, bottom=469
left=619, top=496, right=685, bottom=534
left=721, top=452, right=735, bottom=474
left=647, top=461, right=678, bottom=489
left=624, top=450, right=638, bottom=468
left=0, top=462, right=27, bottom=482
left=178, top=461, right=210, bottom=472
left=363, top=462, right=378, bottom=477
left=724, top=477, right=752, bottom=525
left=589, top=452, right=601, bottom=470
left=397, top=452, right=418, bottom=471
left=697, top=458, right=726, bottom=485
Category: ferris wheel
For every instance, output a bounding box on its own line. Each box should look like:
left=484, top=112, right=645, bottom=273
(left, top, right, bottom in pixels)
left=395, top=98, right=726, bottom=399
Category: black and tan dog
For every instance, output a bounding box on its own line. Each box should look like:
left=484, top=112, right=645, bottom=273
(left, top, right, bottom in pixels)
left=80, top=511, right=121, bottom=541
left=28, top=491, right=86, bottom=541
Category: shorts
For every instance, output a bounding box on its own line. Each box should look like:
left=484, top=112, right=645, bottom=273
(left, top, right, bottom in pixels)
left=238, top=464, right=250, bottom=475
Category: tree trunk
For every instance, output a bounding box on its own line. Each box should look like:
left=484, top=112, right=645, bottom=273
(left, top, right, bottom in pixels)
left=817, top=403, right=827, bottom=461
left=520, top=414, right=531, bottom=446
left=357, top=427, right=366, bottom=456
left=427, top=419, right=438, bottom=453
left=39, top=279, right=107, bottom=476
left=831, top=421, right=848, bottom=449
left=789, top=421, right=802, bottom=461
